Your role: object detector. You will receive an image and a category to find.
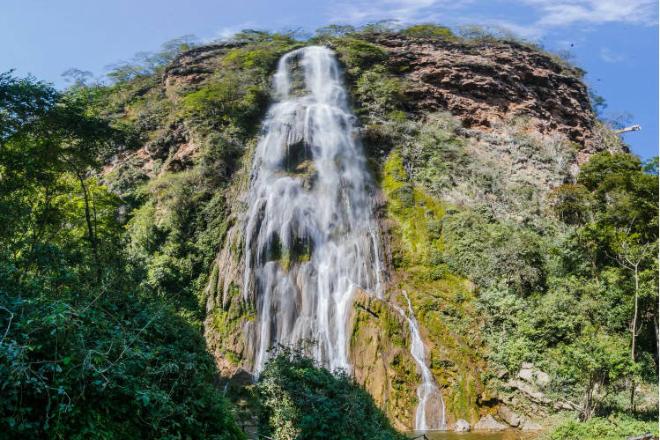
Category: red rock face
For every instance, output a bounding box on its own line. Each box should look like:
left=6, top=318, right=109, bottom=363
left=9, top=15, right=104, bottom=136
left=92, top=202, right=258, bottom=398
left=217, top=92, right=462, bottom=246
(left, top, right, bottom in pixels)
left=375, top=35, right=595, bottom=148
left=162, top=42, right=244, bottom=96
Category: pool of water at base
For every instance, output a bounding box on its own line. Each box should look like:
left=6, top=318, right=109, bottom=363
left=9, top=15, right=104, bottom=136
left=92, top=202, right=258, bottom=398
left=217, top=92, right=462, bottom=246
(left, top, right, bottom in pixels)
left=406, top=431, right=539, bottom=440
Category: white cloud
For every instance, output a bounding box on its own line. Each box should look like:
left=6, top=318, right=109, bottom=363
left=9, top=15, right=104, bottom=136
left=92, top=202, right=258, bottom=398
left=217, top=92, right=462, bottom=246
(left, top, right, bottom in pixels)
left=328, top=0, right=470, bottom=24
left=527, top=0, right=658, bottom=27
left=326, top=0, right=658, bottom=36
left=210, top=22, right=259, bottom=42
left=600, top=47, right=626, bottom=63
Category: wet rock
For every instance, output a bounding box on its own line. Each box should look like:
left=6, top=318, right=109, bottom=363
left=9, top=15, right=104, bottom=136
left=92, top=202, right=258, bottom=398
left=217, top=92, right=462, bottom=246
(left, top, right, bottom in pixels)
left=473, top=415, right=507, bottom=431
left=452, top=419, right=471, bottom=432
left=228, top=367, right=254, bottom=389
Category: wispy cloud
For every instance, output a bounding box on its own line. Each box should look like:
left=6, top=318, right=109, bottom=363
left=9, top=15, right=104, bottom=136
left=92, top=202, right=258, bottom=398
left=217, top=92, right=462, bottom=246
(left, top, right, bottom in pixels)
left=209, top=22, right=259, bottom=42
left=329, top=0, right=469, bottom=25
left=326, top=0, right=658, bottom=36
left=600, top=47, right=626, bottom=63
left=526, top=0, right=658, bottom=27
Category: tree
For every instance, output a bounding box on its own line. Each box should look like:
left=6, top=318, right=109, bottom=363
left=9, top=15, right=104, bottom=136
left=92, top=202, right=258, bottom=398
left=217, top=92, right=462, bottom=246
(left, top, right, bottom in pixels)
left=0, top=71, right=243, bottom=438
left=611, top=232, right=657, bottom=410
left=257, top=347, right=404, bottom=440
left=556, top=331, right=633, bottom=421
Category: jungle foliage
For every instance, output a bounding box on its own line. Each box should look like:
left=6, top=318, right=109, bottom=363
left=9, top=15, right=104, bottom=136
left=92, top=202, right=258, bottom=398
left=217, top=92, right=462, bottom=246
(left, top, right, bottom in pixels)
left=0, top=72, right=244, bottom=439
left=1, top=24, right=658, bottom=440
left=256, top=347, right=405, bottom=440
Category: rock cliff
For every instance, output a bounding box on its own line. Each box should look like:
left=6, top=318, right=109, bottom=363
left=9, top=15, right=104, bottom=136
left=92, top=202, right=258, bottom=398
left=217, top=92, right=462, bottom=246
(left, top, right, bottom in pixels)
left=99, top=30, right=628, bottom=432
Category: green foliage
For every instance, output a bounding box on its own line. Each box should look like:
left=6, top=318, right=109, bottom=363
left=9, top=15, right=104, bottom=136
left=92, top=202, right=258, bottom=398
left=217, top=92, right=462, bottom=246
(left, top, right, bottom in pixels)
left=400, top=113, right=470, bottom=195
left=402, top=24, right=455, bottom=39
left=181, top=74, right=267, bottom=130
left=549, top=184, right=594, bottom=225
left=126, top=170, right=229, bottom=313
left=256, top=348, right=405, bottom=440
left=355, top=66, right=407, bottom=118
left=467, top=151, right=657, bottom=418
left=106, top=35, right=198, bottom=83
left=333, top=38, right=387, bottom=74
left=577, top=152, right=657, bottom=241
left=548, top=414, right=658, bottom=440
left=0, top=72, right=242, bottom=439
left=0, top=290, right=244, bottom=439
left=0, top=71, right=58, bottom=139
left=642, top=156, right=658, bottom=175
left=443, top=211, right=546, bottom=296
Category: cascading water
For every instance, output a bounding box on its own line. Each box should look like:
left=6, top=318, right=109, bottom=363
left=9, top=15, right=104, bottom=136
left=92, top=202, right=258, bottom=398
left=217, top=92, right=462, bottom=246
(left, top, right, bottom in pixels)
left=243, top=46, right=383, bottom=373
left=393, top=291, right=446, bottom=431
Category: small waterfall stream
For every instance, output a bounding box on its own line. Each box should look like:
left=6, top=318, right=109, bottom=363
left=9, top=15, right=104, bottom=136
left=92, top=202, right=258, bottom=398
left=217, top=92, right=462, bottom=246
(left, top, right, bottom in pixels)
left=393, top=291, right=446, bottom=431
left=243, top=46, right=382, bottom=373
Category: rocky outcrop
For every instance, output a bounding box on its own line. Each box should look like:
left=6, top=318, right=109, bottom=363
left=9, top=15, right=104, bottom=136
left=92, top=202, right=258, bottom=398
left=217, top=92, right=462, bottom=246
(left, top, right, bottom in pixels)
left=521, top=419, right=543, bottom=431
left=348, top=290, right=418, bottom=431
left=374, top=34, right=595, bottom=149
left=104, top=34, right=625, bottom=433
left=452, top=419, right=471, bottom=432
left=163, top=42, right=244, bottom=96
left=473, top=414, right=507, bottom=431
left=518, top=362, right=551, bottom=388
left=498, top=405, right=523, bottom=427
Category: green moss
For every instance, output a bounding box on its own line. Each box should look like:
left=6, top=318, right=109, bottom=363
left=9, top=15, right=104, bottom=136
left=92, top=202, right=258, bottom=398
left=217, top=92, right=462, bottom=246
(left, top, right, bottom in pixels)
left=380, top=149, right=485, bottom=422
left=224, top=350, right=241, bottom=365
left=402, top=24, right=456, bottom=40
left=181, top=76, right=268, bottom=130
left=212, top=296, right=256, bottom=340
left=333, top=38, right=387, bottom=74
left=222, top=37, right=300, bottom=73
left=382, top=151, right=445, bottom=267
left=355, top=66, right=408, bottom=118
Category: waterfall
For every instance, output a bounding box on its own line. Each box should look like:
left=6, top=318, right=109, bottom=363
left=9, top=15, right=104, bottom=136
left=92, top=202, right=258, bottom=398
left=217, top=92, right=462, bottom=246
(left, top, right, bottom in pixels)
left=243, top=46, right=383, bottom=373
left=394, top=291, right=446, bottom=431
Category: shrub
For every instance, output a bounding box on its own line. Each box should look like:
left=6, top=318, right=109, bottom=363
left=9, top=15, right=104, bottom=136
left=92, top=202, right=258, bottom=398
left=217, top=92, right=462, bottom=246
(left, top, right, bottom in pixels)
left=355, top=66, right=407, bottom=118
left=334, top=38, right=387, bottom=73
left=402, top=24, right=455, bottom=39
left=256, top=348, right=405, bottom=440
left=548, top=414, right=658, bottom=440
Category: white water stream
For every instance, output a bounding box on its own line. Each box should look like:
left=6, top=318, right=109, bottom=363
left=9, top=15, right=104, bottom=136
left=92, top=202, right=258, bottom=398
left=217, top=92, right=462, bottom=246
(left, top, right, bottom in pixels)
left=242, top=45, right=445, bottom=431
left=243, top=46, right=382, bottom=373
left=393, top=291, right=446, bottom=431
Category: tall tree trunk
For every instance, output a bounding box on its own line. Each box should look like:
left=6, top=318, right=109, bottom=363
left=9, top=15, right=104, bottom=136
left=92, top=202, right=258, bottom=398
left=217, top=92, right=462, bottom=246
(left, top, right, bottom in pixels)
left=77, top=173, right=101, bottom=281
left=632, top=267, right=639, bottom=362
left=630, top=266, right=640, bottom=412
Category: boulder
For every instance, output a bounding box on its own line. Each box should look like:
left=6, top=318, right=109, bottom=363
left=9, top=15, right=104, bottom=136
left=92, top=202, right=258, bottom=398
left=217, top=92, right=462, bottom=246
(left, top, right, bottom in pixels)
left=518, top=363, right=551, bottom=388
left=521, top=419, right=543, bottom=431
left=452, top=419, right=471, bottom=432
left=506, top=379, right=551, bottom=404
left=497, top=405, right=522, bottom=427
left=473, top=415, right=507, bottom=431
left=554, top=400, right=580, bottom=411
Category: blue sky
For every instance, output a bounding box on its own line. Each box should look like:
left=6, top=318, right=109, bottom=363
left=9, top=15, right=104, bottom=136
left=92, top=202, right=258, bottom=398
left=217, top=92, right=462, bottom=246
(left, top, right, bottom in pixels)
left=1, top=0, right=657, bottom=159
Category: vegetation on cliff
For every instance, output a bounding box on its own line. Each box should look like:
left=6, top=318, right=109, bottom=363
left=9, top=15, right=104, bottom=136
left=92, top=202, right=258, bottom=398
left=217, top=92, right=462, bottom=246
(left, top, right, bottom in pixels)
left=1, top=23, right=657, bottom=439
left=255, top=347, right=404, bottom=440
left=0, top=72, right=244, bottom=438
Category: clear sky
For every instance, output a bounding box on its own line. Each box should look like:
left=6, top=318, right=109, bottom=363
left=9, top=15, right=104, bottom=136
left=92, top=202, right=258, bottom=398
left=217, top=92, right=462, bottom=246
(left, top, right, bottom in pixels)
left=2, top=0, right=657, bottom=159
